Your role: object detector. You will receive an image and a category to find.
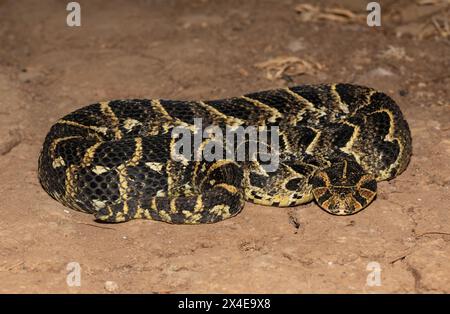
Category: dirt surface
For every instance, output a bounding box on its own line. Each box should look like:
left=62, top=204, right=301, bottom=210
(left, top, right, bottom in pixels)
left=0, top=0, right=449, bottom=293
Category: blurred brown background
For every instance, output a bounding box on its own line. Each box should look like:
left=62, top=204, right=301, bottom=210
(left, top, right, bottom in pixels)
left=0, top=0, right=449, bottom=293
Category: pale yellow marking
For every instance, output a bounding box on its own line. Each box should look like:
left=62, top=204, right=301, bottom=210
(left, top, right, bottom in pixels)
left=156, top=189, right=166, bottom=197
left=126, top=137, right=143, bottom=167
left=340, top=121, right=361, bottom=164
left=158, top=210, right=172, bottom=222
left=194, top=195, right=203, bottom=213
left=185, top=213, right=202, bottom=224
left=123, top=118, right=142, bottom=132
left=214, top=183, right=239, bottom=194
left=99, top=101, right=122, bottom=140
left=134, top=205, right=144, bottom=219
left=206, top=160, right=236, bottom=176
left=318, top=171, right=332, bottom=187
left=342, top=159, right=348, bottom=180
left=92, top=165, right=110, bottom=175
left=65, top=165, right=78, bottom=199
left=305, top=129, right=321, bottom=155
left=150, top=99, right=171, bottom=118
left=151, top=98, right=194, bottom=133
left=169, top=198, right=178, bottom=214
left=143, top=207, right=153, bottom=219
left=151, top=197, right=158, bottom=211
left=49, top=136, right=82, bottom=158
left=145, top=162, right=163, bottom=173
left=114, top=211, right=127, bottom=222
left=197, top=101, right=244, bottom=125
left=192, top=161, right=202, bottom=187
left=209, top=204, right=231, bottom=219
left=240, top=95, right=282, bottom=123
left=52, top=156, right=66, bottom=168
left=331, top=84, right=349, bottom=113
left=182, top=183, right=194, bottom=195
left=182, top=210, right=193, bottom=217
left=284, top=87, right=316, bottom=110
left=81, top=142, right=102, bottom=167
left=279, top=131, right=291, bottom=153
left=57, top=120, right=108, bottom=135
left=116, top=164, right=129, bottom=215
left=284, top=87, right=328, bottom=123
left=166, top=160, right=174, bottom=194
left=95, top=206, right=112, bottom=221
left=366, top=89, right=376, bottom=105
left=122, top=203, right=129, bottom=217
left=92, top=199, right=106, bottom=210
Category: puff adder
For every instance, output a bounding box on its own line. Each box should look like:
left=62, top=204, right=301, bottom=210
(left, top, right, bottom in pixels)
left=38, top=84, right=412, bottom=223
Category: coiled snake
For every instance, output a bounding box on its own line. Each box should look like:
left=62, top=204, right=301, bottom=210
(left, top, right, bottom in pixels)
left=38, top=84, right=412, bottom=224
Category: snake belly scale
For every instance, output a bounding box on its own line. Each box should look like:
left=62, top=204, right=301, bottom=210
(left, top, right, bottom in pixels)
left=38, top=84, right=412, bottom=223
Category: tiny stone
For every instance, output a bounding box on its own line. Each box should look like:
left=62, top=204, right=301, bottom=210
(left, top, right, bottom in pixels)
left=367, top=67, right=394, bottom=77
left=287, top=38, right=306, bottom=52
left=104, top=281, right=119, bottom=292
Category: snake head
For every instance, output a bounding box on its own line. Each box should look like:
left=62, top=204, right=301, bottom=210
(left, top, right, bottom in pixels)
left=309, top=159, right=377, bottom=215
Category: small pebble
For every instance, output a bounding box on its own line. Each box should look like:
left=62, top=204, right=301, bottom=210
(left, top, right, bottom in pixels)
left=104, top=281, right=119, bottom=292
left=367, top=67, right=394, bottom=77
left=287, top=38, right=306, bottom=52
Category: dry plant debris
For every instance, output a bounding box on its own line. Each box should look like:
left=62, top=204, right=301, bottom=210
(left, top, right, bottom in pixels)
left=294, top=3, right=365, bottom=23
left=255, top=56, right=323, bottom=80
left=380, top=46, right=414, bottom=62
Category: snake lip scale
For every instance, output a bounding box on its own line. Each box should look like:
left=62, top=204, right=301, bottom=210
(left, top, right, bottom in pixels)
left=38, top=83, right=412, bottom=224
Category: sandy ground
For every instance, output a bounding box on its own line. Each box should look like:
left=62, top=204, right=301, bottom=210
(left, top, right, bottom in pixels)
left=0, top=0, right=449, bottom=293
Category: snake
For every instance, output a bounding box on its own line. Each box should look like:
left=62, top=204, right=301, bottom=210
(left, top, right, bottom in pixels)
left=38, top=83, right=412, bottom=224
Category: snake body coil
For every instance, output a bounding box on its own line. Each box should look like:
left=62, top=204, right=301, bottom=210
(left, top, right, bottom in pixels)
left=38, top=84, right=412, bottom=223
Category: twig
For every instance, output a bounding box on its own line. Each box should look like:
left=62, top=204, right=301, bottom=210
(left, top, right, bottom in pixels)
left=416, top=231, right=450, bottom=238
left=75, top=222, right=116, bottom=230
